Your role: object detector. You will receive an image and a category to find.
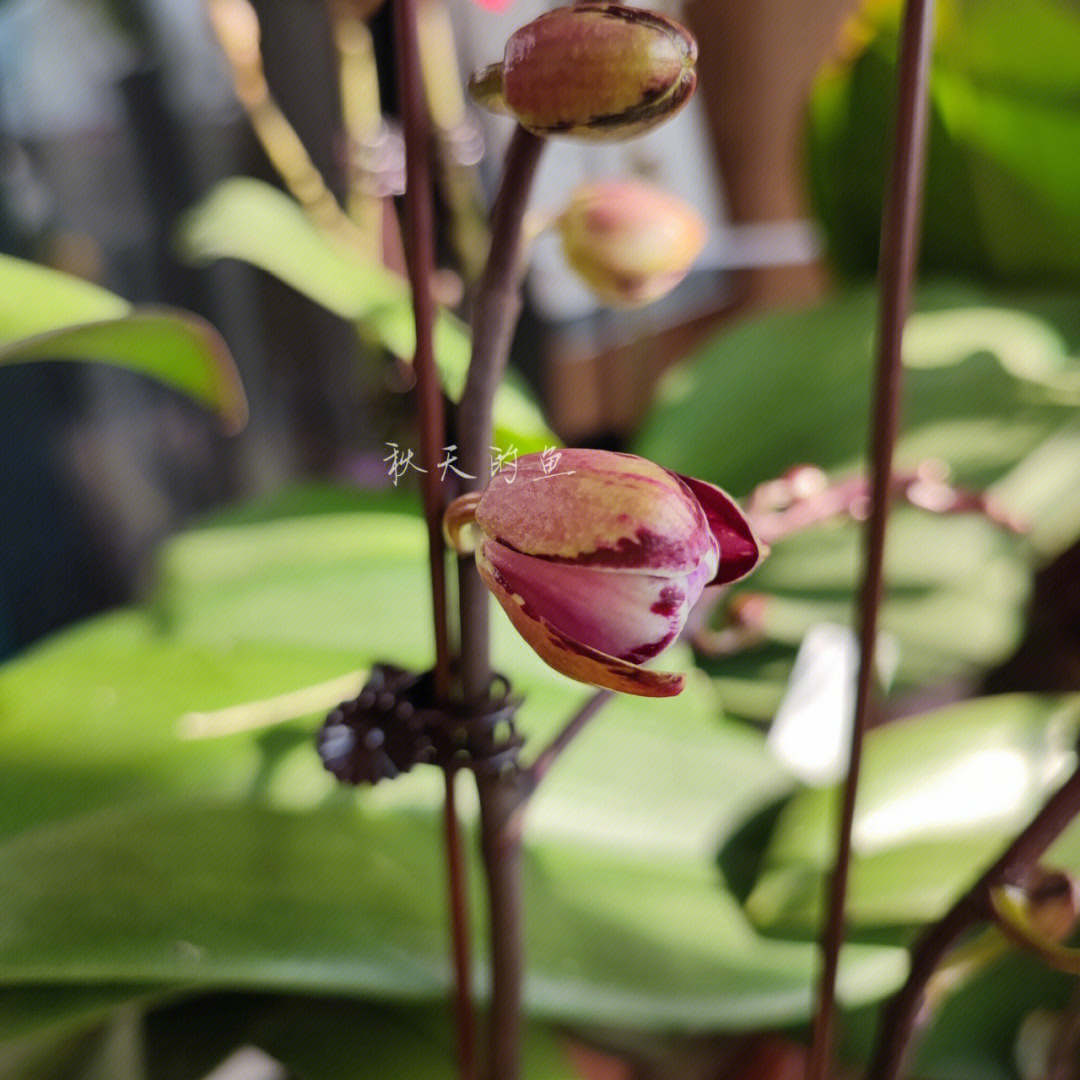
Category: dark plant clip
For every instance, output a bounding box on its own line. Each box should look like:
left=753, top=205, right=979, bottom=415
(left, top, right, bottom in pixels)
left=317, top=663, right=523, bottom=786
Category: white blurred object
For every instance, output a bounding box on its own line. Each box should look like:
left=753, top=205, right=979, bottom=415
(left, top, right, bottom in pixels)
left=767, top=623, right=900, bottom=787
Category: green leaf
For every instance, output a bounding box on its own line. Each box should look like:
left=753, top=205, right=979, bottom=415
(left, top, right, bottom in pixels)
left=807, top=0, right=1080, bottom=283
left=0, top=255, right=247, bottom=431
left=841, top=953, right=1074, bottom=1080
left=0, top=798, right=906, bottom=1028
left=177, top=178, right=554, bottom=452
left=742, top=507, right=1030, bottom=690
left=634, top=283, right=1077, bottom=497
left=0, top=506, right=906, bottom=1028
left=635, top=285, right=1080, bottom=708
left=0, top=611, right=363, bottom=839
left=745, top=693, right=1080, bottom=934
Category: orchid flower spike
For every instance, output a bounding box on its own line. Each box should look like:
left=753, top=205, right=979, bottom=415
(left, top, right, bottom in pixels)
left=445, top=450, right=763, bottom=697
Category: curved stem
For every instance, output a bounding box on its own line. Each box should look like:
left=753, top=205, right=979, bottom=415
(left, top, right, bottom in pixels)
left=807, top=1, right=935, bottom=1078
left=868, top=764, right=1080, bottom=1080
left=519, top=690, right=614, bottom=802
left=393, top=3, right=474, bottom=1078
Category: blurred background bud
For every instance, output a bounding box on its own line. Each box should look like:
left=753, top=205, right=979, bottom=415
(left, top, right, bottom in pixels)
left=557, top=179, right=706, bottom=306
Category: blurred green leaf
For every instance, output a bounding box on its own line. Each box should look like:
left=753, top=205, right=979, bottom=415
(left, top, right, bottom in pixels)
left=634, top=284, right=1077, bottom=497
left=744, top=507, right=1030, bottom=691
left=0, top=255, right=247, bottom=431
left=808, top=0, right=1080, bottom=282
left=178, top=178, right=554, bottom=451
left=0, top=797, right=906, bottom=1027
left=0, top=505, right=906, bottom=1028
left=0, top=612, right=362, bottom=839
left=745, top=693, right=1080, bottom=934
left=635, top=286, right=1080, bottom=706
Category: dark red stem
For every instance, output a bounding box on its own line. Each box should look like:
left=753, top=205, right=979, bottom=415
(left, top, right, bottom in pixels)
left=807, top=1, right=936, bottom=1078
left=868, top=763, right=1080, bottom=1080
left=444, top=768, right=478, bottom=1080
left=392, top=3, right=475, bottom=1077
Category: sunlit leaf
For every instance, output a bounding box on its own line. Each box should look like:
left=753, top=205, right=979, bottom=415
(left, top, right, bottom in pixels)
left=745, top=693, right=1080, bottom=934
left=177, top=178, right=555, bottom=451
left=0, top=503, right=906, bottom=1027
left=0, top=255, right=247, bottom=431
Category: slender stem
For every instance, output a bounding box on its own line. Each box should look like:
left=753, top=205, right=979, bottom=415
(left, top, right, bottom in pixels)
left=393, top=0, right=452, bottom=698
left=477, top=772, right=526, bottom=1080
left=393, top=4, right=474, bottom=1078
left=454, top=126, right=545, bottom=1080
left=868, top=763, right=1080, bottom=1080
left=520, top=690, right=614, bottom=801
left=444, top=768, right=478, bottom=1080
left=807, top=2, right=935, bottom=1078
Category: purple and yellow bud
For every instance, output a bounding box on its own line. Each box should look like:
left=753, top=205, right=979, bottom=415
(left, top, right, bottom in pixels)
left=445, top=449, right=762, bottom=697
left=559, top=180, right=707, bottom=306
left=468, top=4, right=697, bottom=141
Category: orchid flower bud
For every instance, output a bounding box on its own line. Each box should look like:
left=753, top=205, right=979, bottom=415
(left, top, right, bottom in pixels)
left=558, top=180, right=707, bottom=306
left=445, top=450, right=762, bottom=697
left=468, top=4, right=697, bottom=141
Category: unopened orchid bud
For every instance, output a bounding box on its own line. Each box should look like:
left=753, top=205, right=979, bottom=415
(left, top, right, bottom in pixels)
left=468, top=4, right=697, bottom=140
left=558, top=180, right=706, bottom=306
left=445, top=450, right=762, bottom=696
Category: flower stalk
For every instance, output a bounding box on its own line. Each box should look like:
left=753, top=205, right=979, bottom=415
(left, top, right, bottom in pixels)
left=392, top=1, right=475, bottom=1076
left=807, top=0, right=936, bottom=1077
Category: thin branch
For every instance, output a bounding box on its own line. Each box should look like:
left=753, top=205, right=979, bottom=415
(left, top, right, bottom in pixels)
left=393, top=3, right=474, bottom=1078
left=807, top=1, right=936, bottom=1077
left=868, top=763, right=1080, bottom=1080
left=519, top=690, right=614, bottom=802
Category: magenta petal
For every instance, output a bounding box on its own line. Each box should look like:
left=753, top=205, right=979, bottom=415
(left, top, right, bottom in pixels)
left=672, top=473, right=762, bottom=586
left=482, top=539, right=707, bottom=664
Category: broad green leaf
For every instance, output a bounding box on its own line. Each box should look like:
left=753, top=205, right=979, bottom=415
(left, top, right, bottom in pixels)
left=0, top=254, right=128, bottom=339
left=0, top=504, right=906, bottom=1027
left=0, top=798, right=907, bottom=1028
left=635, top=285, right=1080, bottom=708
left=177, top=178, right=555, bottom=451
left=0, top=612, right=363, bottom=838
left=0, top=255, right=247, bottom=431
left=737, top=507, right=1030, bottom=692
left=745, top=694, right=1080, bottom=934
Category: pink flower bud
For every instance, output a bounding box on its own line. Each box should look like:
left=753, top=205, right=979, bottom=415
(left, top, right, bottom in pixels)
left=445, top=450, right=762, bottom=696
left=468, top=4, right=697, bottom=141
left=558, top=180, right=707, bottom=306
